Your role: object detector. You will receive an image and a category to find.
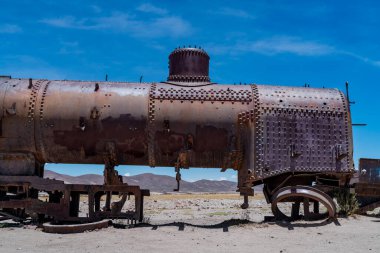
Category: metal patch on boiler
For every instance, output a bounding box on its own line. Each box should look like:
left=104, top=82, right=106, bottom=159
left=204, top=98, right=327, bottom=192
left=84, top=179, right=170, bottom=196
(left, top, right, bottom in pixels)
left=253, top=85, right=353, bottom=178
left=153, top=86, right=252, bottom=103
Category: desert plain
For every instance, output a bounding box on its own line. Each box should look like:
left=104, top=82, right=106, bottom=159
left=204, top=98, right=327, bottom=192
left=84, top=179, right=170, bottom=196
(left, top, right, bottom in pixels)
left=0, top=192, right=379, bottom=253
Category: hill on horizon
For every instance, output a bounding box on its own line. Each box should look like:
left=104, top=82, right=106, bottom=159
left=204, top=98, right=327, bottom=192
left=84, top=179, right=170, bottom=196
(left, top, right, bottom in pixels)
left=44, top=170, right=243, bottom=193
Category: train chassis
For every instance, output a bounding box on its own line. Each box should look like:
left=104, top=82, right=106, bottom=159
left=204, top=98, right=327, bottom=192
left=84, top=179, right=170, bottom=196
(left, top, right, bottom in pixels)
left=261, top=172, right=352, bottom=221
left=0, top=163, right=353, bottom=227
left=0, top=165, right=150, bottom=226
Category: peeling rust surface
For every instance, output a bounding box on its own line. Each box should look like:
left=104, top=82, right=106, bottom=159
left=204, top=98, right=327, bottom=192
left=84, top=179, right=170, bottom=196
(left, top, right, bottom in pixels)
left=252, top=85, right=353, bottom=179
left=53, top=114, right=148, bottom=161
left=43, top=219, right=110, bottom=234
left=193, top=125, right=229, bottom=152
left=0, top=47, right=358, bottom=224
left=359, top=158, right=380, bottom=185
left=0, top=77, right=354, bottom=188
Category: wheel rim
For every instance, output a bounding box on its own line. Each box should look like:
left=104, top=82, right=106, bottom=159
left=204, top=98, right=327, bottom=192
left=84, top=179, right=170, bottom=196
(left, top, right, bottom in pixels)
left=271, top=185, right=336, bottom=221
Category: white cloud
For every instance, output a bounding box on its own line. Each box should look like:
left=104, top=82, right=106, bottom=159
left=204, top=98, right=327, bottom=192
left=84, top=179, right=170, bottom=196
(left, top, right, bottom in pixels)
left=0, top=24, right=22, bottom=34
left=40, top=12, right=193, bottom=38
left=238, top=36, right=334, bottom=56
left=40, top=16, right=81, bottom=28
left=124, top=173, right=130, bottom=177
left=209, top=36, right=380, bottom=68
left=208, top=36, right=334, bottom=57
left=219, top=177, right=227, bottom=181
left=213, top=7, right=255, bottom=19
left=340, top=51, right=380, bottom=68
left=137, top=3, right=168, bottom=15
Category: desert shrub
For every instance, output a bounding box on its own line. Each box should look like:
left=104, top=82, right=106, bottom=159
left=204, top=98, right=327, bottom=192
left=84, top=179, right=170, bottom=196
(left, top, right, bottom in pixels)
left=335, top=188, right=359, bottom=216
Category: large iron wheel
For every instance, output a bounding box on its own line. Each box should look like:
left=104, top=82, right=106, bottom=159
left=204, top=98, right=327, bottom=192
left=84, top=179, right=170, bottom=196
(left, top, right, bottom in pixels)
left=271, top=185, right=336, bottom=221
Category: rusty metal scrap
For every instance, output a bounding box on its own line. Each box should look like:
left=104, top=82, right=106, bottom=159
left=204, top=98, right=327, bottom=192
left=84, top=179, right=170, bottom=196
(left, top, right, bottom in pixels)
left=271, top=185, right=336, bottom=221
left=351, top=159, right=380, bottom=213
left=352, top=159, right=380, bottom=197
left=0, top=46, right=358, bottom=224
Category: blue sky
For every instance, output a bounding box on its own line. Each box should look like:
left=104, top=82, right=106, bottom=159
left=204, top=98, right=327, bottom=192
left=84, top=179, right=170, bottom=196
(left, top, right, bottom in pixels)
left=1, top=0, right=379, bottom=181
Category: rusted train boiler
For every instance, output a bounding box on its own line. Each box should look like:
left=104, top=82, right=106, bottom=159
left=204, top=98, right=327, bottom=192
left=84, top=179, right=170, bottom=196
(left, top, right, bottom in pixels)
left=0, top=47, right=354, bottom=223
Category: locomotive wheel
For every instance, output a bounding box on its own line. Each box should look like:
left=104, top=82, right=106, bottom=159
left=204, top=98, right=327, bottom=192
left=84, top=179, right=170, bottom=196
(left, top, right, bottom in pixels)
left=43, top=220, right=110, bottom=234
left=271, top=185, right=336, bottom=221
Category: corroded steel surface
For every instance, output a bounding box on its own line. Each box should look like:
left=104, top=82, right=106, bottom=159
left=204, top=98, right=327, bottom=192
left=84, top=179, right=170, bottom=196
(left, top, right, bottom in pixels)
left=253, top=85, right=353, bottom=179
left=358, top=158, right=380, bottom=185
left=271, top=185, right=336, bottom=221
left=0, top=79, right=353, bottom=179
left=168, top=47, right=210, bottom=83
left=0, top=175, right=149, bottom=223
left=0, top=47, right=356, bottom=223
left=353, top=158, right=380, bottom=213
left=43, top=219, right=110, bottom=234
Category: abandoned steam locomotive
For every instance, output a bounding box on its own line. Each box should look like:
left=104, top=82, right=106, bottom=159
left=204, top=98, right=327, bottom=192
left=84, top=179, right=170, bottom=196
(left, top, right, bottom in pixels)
left=0, top=47, right=354, bottom=224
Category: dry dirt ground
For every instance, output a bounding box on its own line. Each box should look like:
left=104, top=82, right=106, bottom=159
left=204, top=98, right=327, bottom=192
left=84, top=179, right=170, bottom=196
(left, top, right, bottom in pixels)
left=1, top=193, right=379, bottom=253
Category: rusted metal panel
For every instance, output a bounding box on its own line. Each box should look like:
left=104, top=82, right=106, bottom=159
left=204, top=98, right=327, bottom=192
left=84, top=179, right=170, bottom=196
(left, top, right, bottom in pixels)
left=0, top=78, right=36, bottom=151
left=38, top=81, right=150, bottom=165
left=253, top=85, right=353, bottom=179
left=359, top=158, right=380, bottom=184
left=0, top=78, right=353, bottom=182
left=153, top=84, right=252, bottom=103
left=354, top=159, right=380, bottom=211
left=150, top=83, right=252, bottom=169
left=167, top=47, right=210, bottom=84
left=0, top=153, right=35, bottom=176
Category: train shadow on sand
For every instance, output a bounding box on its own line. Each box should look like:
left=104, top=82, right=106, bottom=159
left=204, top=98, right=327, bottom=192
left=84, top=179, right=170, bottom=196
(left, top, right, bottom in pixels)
left=0, top=222, right=23, bottom=228
left=272, top=218, right=340, bottom=230
left=114, top=219, right=258, bottom=232
left=112, top=217, right=341, bottom=232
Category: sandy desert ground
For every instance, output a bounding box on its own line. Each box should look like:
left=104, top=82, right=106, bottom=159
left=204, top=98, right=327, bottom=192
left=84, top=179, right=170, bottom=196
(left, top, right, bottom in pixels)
left=0, top=193, right=379, bottom=253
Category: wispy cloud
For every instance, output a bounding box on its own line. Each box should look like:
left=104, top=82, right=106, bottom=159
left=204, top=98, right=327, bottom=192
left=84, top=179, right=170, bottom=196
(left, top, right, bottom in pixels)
left=40, top=12, right=193, bottom=38
left=212, top=7, right=255, bottom=19
left=124, top=173, right=130, bottom=177
left=40, top=16, right=80, bottom=28
left=209, top=35, right=380, bottom=68
left=238, top=36, right=334, bottom=56
left=208, top=36, right=334, bottom=56
left=340, top=51, right=380, bottom=68
left=0, top=24, right=22, bottom=34
left=137, top=3, right=168, bottom=15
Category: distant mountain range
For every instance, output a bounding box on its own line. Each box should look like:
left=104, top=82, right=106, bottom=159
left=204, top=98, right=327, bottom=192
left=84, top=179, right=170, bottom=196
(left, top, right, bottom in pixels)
left=44, top=170, right=241, bottom=193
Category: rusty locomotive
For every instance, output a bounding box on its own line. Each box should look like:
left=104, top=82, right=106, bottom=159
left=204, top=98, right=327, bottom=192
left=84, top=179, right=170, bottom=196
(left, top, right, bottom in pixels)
left=0, top=47, right=356, bottom=224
